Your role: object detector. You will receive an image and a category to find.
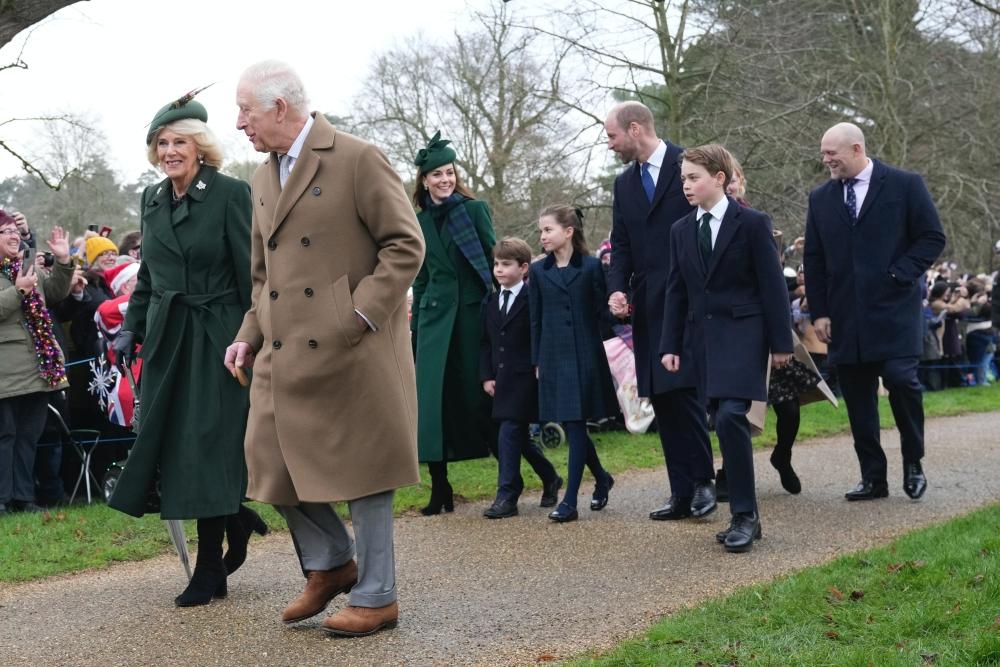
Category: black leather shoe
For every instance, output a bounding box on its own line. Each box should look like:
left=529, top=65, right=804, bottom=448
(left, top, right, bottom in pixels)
left=540, top=476, right=563, bottom=508
left=590, top=474, right=614, bottom=511
left=769, top=451, right=802, bottom=495
left=715, top=468, right=729, bottom=503
left=723, top=513, right=762, bottom=553
left=483, top=499, right=518, bottom=519
left=548, top=502, right=578, bottom=523
left=845, top=480, right=889, bottom=501
left=690, top=482, right=717, bottom=518
left=649, top=496, right=693, bottom=520
left=903, top=462, right=927, bottom=499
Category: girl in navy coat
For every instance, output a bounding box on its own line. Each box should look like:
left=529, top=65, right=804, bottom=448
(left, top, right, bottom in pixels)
left=530, top=205, right=617, bottom=522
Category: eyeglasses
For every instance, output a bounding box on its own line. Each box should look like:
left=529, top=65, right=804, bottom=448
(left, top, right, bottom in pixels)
left=0, top=229, right=20, bottom=237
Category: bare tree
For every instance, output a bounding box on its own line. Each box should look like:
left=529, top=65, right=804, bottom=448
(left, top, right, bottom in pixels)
left=0, top=0, right=83, bottom=49
left=353, top=2, right=595, bottom=239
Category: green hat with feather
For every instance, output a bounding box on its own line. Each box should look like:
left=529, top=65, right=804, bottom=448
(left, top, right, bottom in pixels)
left=413, top=131, right=456, bottom=173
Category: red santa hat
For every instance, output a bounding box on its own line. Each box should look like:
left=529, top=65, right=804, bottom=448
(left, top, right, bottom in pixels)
left=104, top=262, right=141, bottom=295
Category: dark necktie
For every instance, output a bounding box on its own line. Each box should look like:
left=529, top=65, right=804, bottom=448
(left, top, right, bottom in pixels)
left=501, top=289, right=512, bottom=315
left=698, top=212, right=713, bottom=266
left=640, top=162, right=656, bottom=203
left=843, top=178, right=858, bottom=225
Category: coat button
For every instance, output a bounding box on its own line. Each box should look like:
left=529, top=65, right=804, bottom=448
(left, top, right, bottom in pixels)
left=430, top=300, right=438, bottom=307
left=706, top=314, right=713, bottom=320
left=304, top=288, right=314, bottom=297
left=273, top=340, right=282, bottom=349
left=499, top=346, right=505, bottom=352
left=500, top=331, right=505, bottom=336
left=498, top=362, right=504, bottom=369
left=267, top=240, right=277, bottom=250
left=308, top=339, right=318, bottom=349
left=269, top=290, right=278, bottom=300
left=312, top=187, right=321, bottom=196
left=301, top=237, right=310, bottom=247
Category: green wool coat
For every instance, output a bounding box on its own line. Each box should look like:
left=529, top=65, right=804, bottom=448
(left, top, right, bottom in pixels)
left=411, top=199, right=496, bottom=463
left=108, top=166, right=252, bottom=519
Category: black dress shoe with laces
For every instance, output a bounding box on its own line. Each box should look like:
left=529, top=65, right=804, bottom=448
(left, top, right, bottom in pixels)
left=903, top=462, right=927, bottom=499
left=690, top=482, right=717, bottom=518
left=483, top=499, right=519, bottom=519
left=723, top=513, right=762, bottom=553
left=540, top=476, right=563, bottom=508
left=548, top=502, right=578, bottom=523
left=844, top=480, right=889, bottom=501
left=590, top=474, right=614, bottom=511
left=649, top=496, right=693, bottom=521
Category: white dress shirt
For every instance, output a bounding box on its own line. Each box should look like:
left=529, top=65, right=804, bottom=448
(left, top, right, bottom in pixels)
left=642, top=140, right=668, bottom=185
left=696, top=196, right=730, bottom=248
left=499, top=280, right=524, bottom=314
left=844, top=158, right=874, bottom=217
left=278, top=114, right=315, bottom=188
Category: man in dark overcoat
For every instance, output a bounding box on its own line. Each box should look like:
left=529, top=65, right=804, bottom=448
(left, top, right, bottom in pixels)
left=605, top=101, right=716, bottom=520
left=804, top=122, right=945, bottom=502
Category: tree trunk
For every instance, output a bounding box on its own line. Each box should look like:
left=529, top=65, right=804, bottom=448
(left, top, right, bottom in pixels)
left=1, top=0, right=85, bottom=49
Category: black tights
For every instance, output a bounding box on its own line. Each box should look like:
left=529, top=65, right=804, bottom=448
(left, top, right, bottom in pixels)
left=772, top=399, right=800, bottom=456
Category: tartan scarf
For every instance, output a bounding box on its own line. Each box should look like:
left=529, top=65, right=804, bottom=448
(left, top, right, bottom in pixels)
left=427, top=193, right=493, bottom=292
left=1, top=256, right=66, bottom=387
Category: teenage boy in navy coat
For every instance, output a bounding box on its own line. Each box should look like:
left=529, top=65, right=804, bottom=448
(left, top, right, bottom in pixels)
left=804, top=122, right=945, bottom=502
left=480, top=238, right=562, bottom=519
left=604, top=101, right=716, bottom=522
left=660, top=144, right=794, bottom=553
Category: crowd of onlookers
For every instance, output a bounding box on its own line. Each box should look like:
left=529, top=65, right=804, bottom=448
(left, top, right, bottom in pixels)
left=1, top=210, right=141, bottom=515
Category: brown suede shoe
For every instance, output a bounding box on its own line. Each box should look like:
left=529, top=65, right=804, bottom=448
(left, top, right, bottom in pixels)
left=321, top=601, right=399, bottom=637
left=281, top=560, right=358, bottom=624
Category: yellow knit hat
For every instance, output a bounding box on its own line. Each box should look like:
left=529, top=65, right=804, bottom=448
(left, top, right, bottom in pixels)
left=86, top=236, right=119, bottom=266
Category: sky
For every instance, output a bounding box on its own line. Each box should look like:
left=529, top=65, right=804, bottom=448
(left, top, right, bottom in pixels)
left=0, top=0, right=476, bottom=182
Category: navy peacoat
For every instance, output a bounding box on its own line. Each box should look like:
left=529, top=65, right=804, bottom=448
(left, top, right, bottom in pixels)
left=803, top=160, right=946, bottom=365
left=660, top=199, right=794, bottom=402
left=608, top=141, right=696, bottom=397
left=529, top=251, right=618, bottom=422
left=479, top=286, right=537, bottom=422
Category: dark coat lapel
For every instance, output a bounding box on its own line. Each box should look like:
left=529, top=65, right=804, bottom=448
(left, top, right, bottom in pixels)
left=824, top=178, right=853, bottom=228
left=540, top=250, right=583, bottom=292
left=856, top=159, right=887, bottom=223
left=502, top=288, right=527, bottom=323
left=143, top=180, right=184, bottom=260
left=706, top=198, right=742, bottom=282
left=649, top=142, right=681, bottom=212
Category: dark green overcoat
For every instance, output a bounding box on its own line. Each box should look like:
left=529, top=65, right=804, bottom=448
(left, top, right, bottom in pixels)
left=411, top=199, right=495, bottom=463
left=108, top=165, right=252, bottom=519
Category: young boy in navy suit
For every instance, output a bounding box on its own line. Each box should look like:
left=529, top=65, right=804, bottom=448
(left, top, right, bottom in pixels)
left=660, top=145, right=794, bottom=552
left=480, top=238, right=562, bottom=519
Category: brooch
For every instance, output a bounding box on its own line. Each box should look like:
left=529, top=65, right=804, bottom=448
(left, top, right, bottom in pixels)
left=195, top=180, right=207, bottom=190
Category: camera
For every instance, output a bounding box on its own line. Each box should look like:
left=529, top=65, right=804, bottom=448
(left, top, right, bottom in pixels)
left=43, top=252, right=55, bottom=268
left=87, top=224, right=99, bottom=232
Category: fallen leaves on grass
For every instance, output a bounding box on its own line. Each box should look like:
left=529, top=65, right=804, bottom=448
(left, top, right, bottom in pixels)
left=887, top=562, right=905, bottom=574
left=921, top=652, right=938, bottom=664
left=536, top=653, right=558, bottom=662
left=850, top=590, right=865, bottom=601
left=824, top=631, right=840, bottom=639
left=992, top=616, right=1000, bottom=629
left=827, top=586, right=845, bottom=601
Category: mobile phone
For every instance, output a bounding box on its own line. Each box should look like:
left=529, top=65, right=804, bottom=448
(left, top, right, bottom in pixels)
left=87, top=224, right=99, bottom=233
left=43, top=251, right=55, bottom=268
left=21, top=247, right=36, bottom=271
left=100, top=226, right=113, bottom=238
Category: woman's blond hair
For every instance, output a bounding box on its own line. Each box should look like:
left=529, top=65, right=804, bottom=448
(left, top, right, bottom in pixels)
left=146, top=118, right=224, bottom=169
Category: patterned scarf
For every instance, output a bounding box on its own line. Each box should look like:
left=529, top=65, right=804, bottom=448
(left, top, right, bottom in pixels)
left=0, top=256, right=66, bottom=387
left=427, top=193, right=493, bottom=292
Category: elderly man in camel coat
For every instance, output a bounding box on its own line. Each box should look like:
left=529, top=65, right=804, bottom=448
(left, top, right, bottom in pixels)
left=225, top=61, right=424, bottom=638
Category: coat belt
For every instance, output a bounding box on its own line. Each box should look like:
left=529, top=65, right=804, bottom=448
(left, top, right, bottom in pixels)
left=142, top=289, right=241, bottom=361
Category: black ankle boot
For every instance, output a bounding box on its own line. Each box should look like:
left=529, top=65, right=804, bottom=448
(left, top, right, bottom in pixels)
left=421, top=463, right=454, bottom=515
left=223, top=505, right=269, bottom=575
left=770, top=447, right=801, bottom=495
left=176, top=516, right=228, bottom=607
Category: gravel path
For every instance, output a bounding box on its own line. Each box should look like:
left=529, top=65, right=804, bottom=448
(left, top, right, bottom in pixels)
left=2, top=412, right=999, bottom=667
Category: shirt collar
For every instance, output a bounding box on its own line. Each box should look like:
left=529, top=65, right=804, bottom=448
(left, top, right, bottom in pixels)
left=645, top=140, right=667, bottom=169
left=852, top=158, right=874, bottom=184
left=502, top=280, right=524, bottom=297
left=697, top=196, right=729, bottom=222
left=286, top=114, right=315, bottom=160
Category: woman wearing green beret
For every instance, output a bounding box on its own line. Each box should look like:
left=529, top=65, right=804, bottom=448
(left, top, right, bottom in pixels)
left=410, top=132, right=496, bottom=514
left=108, top=93, right=264, bottom=606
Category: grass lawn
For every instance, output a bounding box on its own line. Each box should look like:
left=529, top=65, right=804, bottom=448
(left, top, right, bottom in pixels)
left=1, top=383, right=997, bottom=583
left=566, top=502, right=1000, bottom=667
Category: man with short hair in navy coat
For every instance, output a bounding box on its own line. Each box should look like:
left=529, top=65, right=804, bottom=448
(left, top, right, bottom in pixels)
left=605, top=101, right=717, bottom=521
left=660, top=144, right=794, bottom=553
left=804, top=122, right=946, bottom=502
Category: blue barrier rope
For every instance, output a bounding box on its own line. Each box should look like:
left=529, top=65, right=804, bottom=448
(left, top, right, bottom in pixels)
left=64, top=356, right=98, bottom=368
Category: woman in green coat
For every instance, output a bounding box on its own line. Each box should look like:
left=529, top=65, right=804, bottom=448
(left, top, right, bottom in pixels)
left=108, top=95, right=263, bottom=607
left=410, top=132, right=495, bottom=515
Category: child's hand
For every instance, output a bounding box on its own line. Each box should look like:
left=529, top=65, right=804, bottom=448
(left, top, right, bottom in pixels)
left=661, top=354, right=680, bottom=372
left=482, top=380, right=495, bottom=396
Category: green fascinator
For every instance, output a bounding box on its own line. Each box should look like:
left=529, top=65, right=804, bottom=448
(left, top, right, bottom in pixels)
left=413, top=131, right=456, bottom=173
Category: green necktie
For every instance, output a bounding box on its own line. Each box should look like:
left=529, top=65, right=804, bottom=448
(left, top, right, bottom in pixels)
left=698, top=212, right=713, bottom=266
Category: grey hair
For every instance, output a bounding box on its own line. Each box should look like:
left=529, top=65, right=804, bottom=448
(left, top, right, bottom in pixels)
left=239, top=60, right=310, bottom=114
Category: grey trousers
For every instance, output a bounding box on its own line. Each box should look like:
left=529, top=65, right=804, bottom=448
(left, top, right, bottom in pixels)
left=276, top=490, right=396, bottom=608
